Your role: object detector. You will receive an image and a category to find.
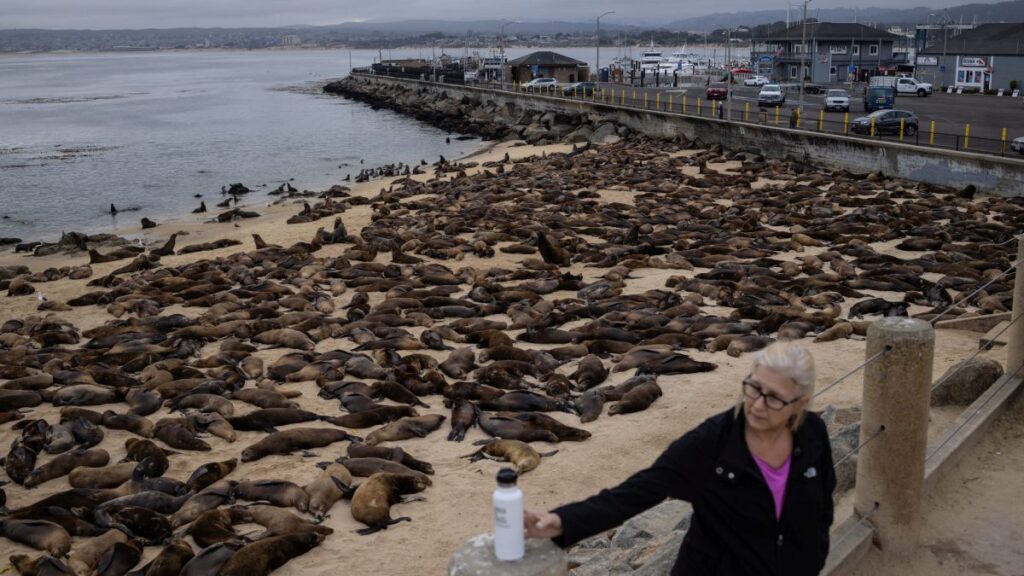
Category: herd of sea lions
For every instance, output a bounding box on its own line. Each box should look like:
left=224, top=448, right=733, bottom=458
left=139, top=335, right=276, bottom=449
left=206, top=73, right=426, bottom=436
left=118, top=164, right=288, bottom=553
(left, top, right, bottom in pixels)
left=0, top=135, right=1019, bottom=574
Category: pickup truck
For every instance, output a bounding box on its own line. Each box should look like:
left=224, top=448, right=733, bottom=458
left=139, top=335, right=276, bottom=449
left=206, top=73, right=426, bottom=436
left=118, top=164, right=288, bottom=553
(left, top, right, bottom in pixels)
left=869, top=76, right=933, bottom=97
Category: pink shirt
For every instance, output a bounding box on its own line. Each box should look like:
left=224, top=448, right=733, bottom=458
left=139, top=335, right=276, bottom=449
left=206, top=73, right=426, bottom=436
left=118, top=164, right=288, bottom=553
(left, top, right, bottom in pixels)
left=752, top=454, right=792, bottom=520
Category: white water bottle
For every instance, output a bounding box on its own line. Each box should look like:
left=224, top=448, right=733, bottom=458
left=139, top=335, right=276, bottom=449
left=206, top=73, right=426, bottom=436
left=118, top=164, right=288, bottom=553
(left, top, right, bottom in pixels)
left=493, top=467, right=524, bottom=561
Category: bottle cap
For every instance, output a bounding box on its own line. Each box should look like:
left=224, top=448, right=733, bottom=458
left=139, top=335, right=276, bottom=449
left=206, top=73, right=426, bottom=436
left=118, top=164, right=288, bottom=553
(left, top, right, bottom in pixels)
left=497, top=468, right=518, bottom=486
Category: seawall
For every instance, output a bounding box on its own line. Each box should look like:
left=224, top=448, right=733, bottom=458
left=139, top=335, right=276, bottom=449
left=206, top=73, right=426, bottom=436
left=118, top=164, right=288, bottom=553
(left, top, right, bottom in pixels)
left=326, top=74, right=1024, bottom=197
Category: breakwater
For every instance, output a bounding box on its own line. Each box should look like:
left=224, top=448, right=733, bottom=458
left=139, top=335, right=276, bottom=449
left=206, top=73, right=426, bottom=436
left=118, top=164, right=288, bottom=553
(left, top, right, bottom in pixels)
left=327, top=74, right=1024, bottom=196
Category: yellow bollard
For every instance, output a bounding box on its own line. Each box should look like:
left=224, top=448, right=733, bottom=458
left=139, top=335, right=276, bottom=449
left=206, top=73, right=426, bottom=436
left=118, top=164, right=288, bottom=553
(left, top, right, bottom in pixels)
left=621, top=89, right=625, bottom=106
left=744, top=102, right=749, bottom=122
left=964, top=123, right=971, bottom=149
left=644, top=92, right=649, bottom=109
left=632, top=89, right=637, bottom=106
left=1002, top=127, right=1008, bottom=154
left=683, top=95, right=687, bottom=114
left=698, top=97, right=702, bottom=115
left=656, top=93, right=660, bottom=110
left=870, top=116, right=876, bottom=137
left=930, top=120, right=936, bottom=145
left=899, top=118, right=905, bottom=141
left=669, top=94, right=673, bottom=112
left=844, top=112, right=849, bottom=134
left=796, top=108, right=801, bottom=128
left=775, top=106, right=780, bottom=126
left=711, top=100, right=716, bottom=117
left=818, top=109, right=824, bottom=131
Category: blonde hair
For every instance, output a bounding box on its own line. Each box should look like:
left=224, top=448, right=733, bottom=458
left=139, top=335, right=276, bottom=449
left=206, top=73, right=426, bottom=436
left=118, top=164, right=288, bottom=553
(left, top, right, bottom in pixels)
left=736, top=341, right=816, bottom=430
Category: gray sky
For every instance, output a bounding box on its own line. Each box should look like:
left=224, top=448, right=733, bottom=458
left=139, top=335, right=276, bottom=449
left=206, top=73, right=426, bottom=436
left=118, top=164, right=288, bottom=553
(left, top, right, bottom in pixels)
left=6, top=0, right=981, bottom=29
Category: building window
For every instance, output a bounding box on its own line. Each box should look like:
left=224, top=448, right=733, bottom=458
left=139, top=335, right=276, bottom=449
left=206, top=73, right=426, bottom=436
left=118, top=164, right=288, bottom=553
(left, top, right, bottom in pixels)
left=830, top=66, right=837, bottom=75
left=869, top=45, right=878, bottom=56
left=790, top=66, right=798, bottom=79
left=793, top=44, right=802, bottom=54
left=829, top=45, right=848, bottom=54
left=852, top=45, right=860, bottom=56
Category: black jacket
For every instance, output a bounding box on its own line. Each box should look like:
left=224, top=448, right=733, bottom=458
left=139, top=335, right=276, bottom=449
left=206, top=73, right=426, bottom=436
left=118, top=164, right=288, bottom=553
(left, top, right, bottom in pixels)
left=552, top=408, right=836, bottom=576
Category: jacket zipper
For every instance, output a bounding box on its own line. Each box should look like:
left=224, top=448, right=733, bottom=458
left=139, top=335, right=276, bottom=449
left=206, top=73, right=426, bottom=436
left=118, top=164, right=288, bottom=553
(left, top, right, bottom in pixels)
left=776, top=533, right=784, bottom=576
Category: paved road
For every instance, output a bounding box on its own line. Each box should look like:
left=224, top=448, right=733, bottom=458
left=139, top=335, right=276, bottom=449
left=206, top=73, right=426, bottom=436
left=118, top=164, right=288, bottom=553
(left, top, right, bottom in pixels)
left=542, top=81, right=1024, bottom=156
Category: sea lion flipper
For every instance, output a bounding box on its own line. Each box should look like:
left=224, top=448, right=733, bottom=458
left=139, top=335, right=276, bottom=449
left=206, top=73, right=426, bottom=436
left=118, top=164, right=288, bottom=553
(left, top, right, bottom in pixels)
left=262, top=426, right=280, bottom=434
left=540, top=450, right=559, bottom=458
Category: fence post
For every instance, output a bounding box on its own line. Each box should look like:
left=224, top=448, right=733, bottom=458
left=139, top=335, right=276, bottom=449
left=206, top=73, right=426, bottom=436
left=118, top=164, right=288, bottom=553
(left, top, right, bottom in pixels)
left=818, top=109, right=824, bottom=131
left=855, top=317, right=935, bottom=557
left=929, top=120, right=935, bottom=145
left=683, top=95, right=687, bottom=114
left=844, top=112, right=849, bottom=134
left=711, top=100, right=716, bottom=117
left=632, top=89, right=637, bottom=106
left=669, top=94, right=673, bottom=112
left=774, top=106, right=780, bottom=126
left=449, top=534, right=567, bottom=576
left=744, top=102, right=749, bottom=122
left=1006, top=239, right=1024, bottom=375
left=899, top=118, right=905, bottom=142
left=964, top=123, right=970, bottom=149
left=1001, top=128, right=1008, bottom=155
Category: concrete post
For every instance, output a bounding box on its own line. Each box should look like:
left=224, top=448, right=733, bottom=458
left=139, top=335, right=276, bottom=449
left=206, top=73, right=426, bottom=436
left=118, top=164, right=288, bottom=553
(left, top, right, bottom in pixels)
left=854, top=317, right=934, bottom=556
left=449, top=534, right=567, bottom=576
left=1006, top=238, right=1024, bottom=376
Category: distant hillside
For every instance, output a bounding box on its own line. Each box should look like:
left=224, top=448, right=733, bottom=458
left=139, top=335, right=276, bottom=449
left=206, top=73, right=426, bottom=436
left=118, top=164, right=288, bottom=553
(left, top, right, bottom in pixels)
left=667, top=0, right=1024, bottom=30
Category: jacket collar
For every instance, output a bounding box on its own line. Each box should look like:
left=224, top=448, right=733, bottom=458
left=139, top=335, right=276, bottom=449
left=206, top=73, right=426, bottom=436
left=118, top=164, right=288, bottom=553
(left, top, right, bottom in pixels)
left=716, top=407, right=825, bottom=476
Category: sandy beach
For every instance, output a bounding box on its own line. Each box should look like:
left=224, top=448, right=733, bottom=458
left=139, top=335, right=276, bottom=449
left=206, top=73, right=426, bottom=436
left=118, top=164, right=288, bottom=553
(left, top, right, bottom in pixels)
left=0, top=137, right=1014, bottom=576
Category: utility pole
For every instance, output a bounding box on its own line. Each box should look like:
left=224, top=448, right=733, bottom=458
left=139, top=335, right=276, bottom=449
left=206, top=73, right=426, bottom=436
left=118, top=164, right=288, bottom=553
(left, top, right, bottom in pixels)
left=596, top=11, right=615, bottom=83
left=798, top=0, right=812, bottom=118
left=499, top=21, right=515, bottom=86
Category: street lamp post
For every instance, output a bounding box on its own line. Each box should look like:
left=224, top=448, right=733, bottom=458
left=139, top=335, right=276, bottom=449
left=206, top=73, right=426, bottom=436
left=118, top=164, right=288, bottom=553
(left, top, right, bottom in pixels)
left=716, top=24, right=736, bottom=120
left=500, top=21, right=515, bottom=86
left=596, top=11, right=615, bottom=83
left=797, top=0, right=812, bottom=119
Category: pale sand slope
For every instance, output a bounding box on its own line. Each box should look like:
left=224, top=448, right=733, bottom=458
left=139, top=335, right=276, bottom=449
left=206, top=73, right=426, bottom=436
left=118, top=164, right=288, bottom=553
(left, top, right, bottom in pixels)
left=0, top=140, right=1010, bottom=575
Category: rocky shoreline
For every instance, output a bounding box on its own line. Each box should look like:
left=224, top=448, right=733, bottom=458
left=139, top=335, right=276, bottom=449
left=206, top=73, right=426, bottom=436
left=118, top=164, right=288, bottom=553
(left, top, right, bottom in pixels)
left=324, top=76, right=631, bottom=146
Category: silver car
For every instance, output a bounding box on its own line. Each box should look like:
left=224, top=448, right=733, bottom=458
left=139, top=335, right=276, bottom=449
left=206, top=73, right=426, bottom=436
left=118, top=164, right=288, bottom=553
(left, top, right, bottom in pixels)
left=824, top=89, right=850, bottom=112
left=1011, top=136, right=1024, bottom=154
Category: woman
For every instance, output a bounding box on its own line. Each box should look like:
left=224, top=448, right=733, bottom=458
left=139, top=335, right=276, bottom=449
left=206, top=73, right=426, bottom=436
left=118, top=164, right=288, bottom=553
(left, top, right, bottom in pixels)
left=525, top=341, right=836, bottom=575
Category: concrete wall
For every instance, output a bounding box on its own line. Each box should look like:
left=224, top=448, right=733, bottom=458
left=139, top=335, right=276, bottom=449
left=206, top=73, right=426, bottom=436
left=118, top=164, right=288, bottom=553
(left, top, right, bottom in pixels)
left=352, top=73, right=1024, bottom=196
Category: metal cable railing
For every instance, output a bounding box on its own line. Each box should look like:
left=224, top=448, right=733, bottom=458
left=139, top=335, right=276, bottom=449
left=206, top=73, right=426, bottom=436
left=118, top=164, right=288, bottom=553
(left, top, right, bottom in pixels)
left=832, top=425, right=886, bottom=467
left=814, top=346, right=892, bottom=399
left=930, top=311, right=1024, bottom=392
left=929, top=258, right=1020, bottom=325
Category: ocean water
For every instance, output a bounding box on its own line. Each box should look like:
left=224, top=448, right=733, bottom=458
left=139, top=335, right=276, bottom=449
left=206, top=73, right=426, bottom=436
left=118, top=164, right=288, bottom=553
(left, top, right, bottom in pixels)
left=0, top=49, right=482, bottom=241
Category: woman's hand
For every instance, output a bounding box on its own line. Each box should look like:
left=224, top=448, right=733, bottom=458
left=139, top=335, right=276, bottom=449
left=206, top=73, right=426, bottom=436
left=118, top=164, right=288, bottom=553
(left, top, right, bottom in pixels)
left=524, top=509, right=563, bottom=539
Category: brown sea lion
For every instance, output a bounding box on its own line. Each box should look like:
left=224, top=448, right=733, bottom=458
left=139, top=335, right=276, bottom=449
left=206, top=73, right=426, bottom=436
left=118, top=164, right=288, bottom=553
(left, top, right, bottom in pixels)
left=0, top=519, right=71, bottom=557
left=4, top=441, right=37, bottom=485
left=447, top=399, right=477, bottom=442
left=497, top=412, right=591, bottom=441
left=68, top=463, right=135, bottom=489
left=9, top=554, right=74, bottom=575
left=185, top=459, right=238, bottom=492
left=214, top=531, right=325, bottom=576
left=179, top=542, right=242, bottom=576
left=240, top=428, right=359, bottom=462
left=304, top=463, right=354, bottom=520
left=67, top=529, right=129, bottom=575
left=477, top=412, right=559, bottom=443
left=350, top=473, right=429, bottom=535
left=333, top=458, right=431, bottom=486
left=608, top=381, right=663, bottom=415
left=94, top=505, right=171, bottom=545
left=24, top=448, right=109, bottom=489
left=167, top=393, right=234, bottom=417
left=232, top=480, right=310, bottom=512
left=323, top=405, right=418, bottom=429
left=575, top=388, right=606, bottom=423
left=252, top=329, right=315, bottom=351
left=228, top=389, right=297, bottom=410
left=478, top=391, right=573, bottom=413
left=813, top=321, right=855, bottom=343
left=170, top=480, right=238, bottom=528
left=183, top=509, right=244, bottom=548
left=345, top=444, right=434, bottom=475
left=726, top=335, right=774, bottom=357
left=94, top=539, right=143, bottom=576
left=226, top=408, right=322, bottom=432
left=130, top=538, right=194, bottom=576
left=364, top=414, right=446, bottom=446
left=570, top=355, right=610, bottom=390
left=228, top=504, right=332, bottom=540
left=101, top=411, right=155, bottom=438
left=461, top=439, right=557, bottom=474
left=438, top=347, right=477, bottom=379
left=153, top=418, right=210, bottom=452
left=96, top=490, right=190, bottom=515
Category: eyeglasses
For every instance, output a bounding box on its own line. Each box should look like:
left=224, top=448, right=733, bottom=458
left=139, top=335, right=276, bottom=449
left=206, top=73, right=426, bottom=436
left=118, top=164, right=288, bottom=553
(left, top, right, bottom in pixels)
left=742, top=377, right=802, bottom=411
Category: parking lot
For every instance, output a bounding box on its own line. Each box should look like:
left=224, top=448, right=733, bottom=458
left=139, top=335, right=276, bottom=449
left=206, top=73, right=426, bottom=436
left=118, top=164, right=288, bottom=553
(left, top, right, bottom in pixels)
left=529, top=80, right=1024, bottom=156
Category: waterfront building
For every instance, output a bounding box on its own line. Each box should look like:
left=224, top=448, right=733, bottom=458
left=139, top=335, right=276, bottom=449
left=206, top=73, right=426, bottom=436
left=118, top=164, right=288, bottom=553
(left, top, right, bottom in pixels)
left=751, top=22, right=906, bottom=83
left=916, top=23, right=1024, bottom=92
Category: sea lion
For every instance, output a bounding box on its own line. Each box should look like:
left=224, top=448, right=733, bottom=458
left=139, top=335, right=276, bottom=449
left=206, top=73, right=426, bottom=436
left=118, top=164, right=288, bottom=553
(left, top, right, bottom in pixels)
left=0, top=519, right=71, bottom=557
left=153, top=418, right=210, bottom=452
left=6, top=506, right=105, bottom=538
left=167, top=393, right=234, bottom=417
left=304, top=463, right=354, bottom=520
left=726, top=334, right=774, bottom=357
left=185, top=459, right=238, bottom=492
left=346, top=444, right=434, bottom=475
left=324, top=405, right=418, bottom=429
left=373, top=380, right=429, bottom=408
left=0, top=389, right=43, bottom=411
left=364, top=414, right=446, bottom=446
left=94, top=539, right=143, bottom=576
left=129, top=538, right=194, bottom=576
left=179, top=542, right=242, bottom=576
left=96, top=490, right=190, bottom=515
left=170, top=480, right=238, bottom=528
left=494, top=412, right=591, bottom=441
left=575, top=388, right=606, bottom=423
left=67, top=529, right=129, bottom=575
left=241, top=428, right=359, bottom=462
left=24, top=448, right=110, bottom=489
left=252, top=329, right=315, bottom=351
left=613, top=348, right=717, bottom=375
left=94, top=505, right=171, bottom=545
left=350, top=473, right=429, bottom=535
left=183, top=509, right=243, bottom=548
left=537, top=232, right=570, bottom=266
left=570, top=355, right=609, bottom=390
left=48, top=461, right=129, bottom=494
left=333, top=458, right=431, bottom=485
left=447, top=399, right=477, bottom=442
left=608, top=381, right=663, bottom=415
left=101, top=411, right=155, bottom=438
left=461, top=439, right=557, bottom=474
left=122, top=438, right=172, bottom=470
left=226, top=408, right=322, bottom=432
left=813, top=321, right=855, bottom=343
left=228, top=389, right=297, bottom=410
left=232, top=480, right=310, bottom=512
left=9, top=554, right=74, bottom=575
left=228, top=504, right=332, bottom=540
left=478, top=391, right=573, bottom=413
left=5, top=441, right=38, bottom=485
left=214, top=531, right=325, bottom=576
left=438, top=347, right=477, bottom=379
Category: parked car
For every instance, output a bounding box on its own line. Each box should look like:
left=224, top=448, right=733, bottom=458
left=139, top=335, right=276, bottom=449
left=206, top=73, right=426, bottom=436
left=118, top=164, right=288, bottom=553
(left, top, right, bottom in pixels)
left=1011, top=136, right=1024, bottom=154
left=524, top=77, right=558, bottom=91
left=743, top=75, right=769, bottom=86
left=564, top=81, right=597, bottom=96
left=824, top=89, right=850, bottom=112
left=758, top=84, right=786, bottom=107
left=863, top=86, right=895, bottom=112
left=850, top=109, right=919, bottom=136
left=706, top=82, right=729, bottom=100
left=870, top=75, right=933, bottom=96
